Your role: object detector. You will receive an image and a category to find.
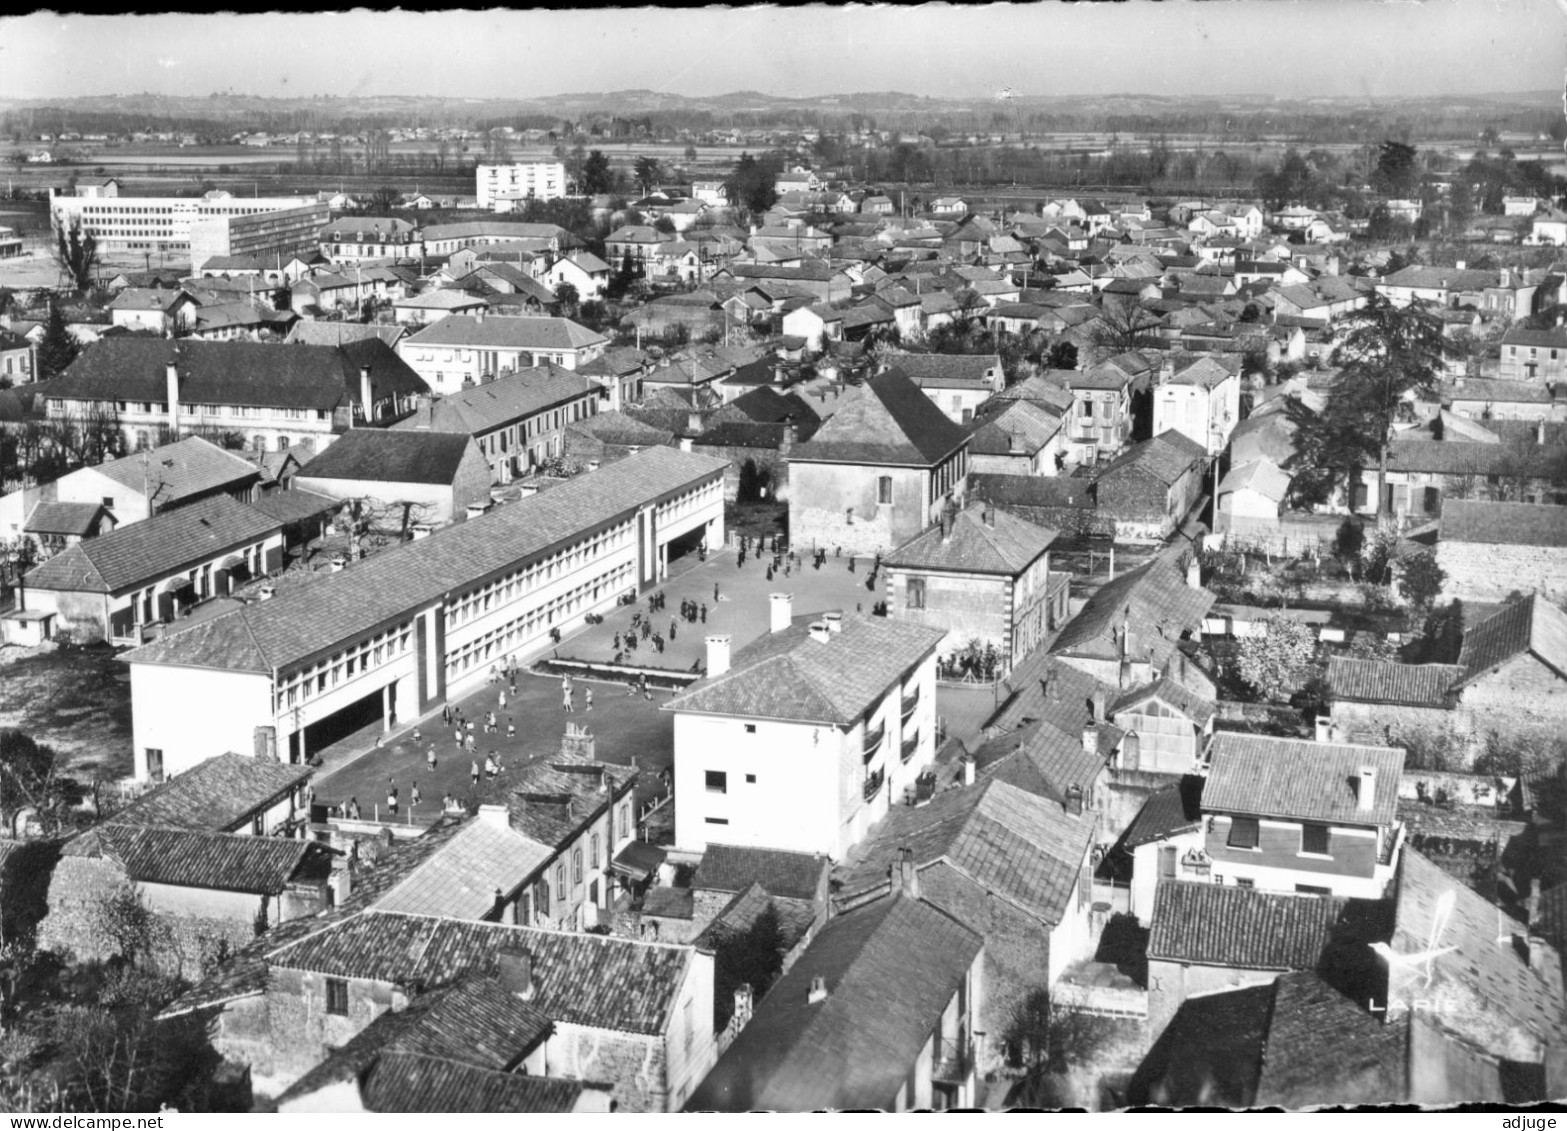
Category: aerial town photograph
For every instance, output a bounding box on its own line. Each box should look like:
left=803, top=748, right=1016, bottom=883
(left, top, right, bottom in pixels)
left=0, top=0, right=1561, bottom=1115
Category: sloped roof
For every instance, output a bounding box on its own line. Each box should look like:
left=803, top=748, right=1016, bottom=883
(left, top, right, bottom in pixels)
left=265, top=911, right=695, bottom=1036
left=1168, top=356, right=1234, bottom=389
left=248, top=488, right=339, bottom=526
left=1456, top=594, right=1567, bottom=684
left=881, top=351, right=1002, bottom=387
left=92, top=435, right=259, bottom=505
left=1253, top=972, right=1408, bottom=1109
left=1203, top=733, right=1405, bottom=827
left=1148, top=881, right=1358, bottom=970
left=967, top=399, right=1063, bottom=457
left=1050, top=560, right=1215, bottom=664
left=664, top=612, right=945, bottom=726
left=1110, top=674, right=1216, bottom=727
left=396, top=365, right=597, bottom=437
left=1325, top=658, right=1465, bottom=707
left=85, top=824, right=323, bottom=895
left=692, top=843, right=829, bottom=901
left=124, top=447, right=727, bottom=674
left=372, top=817, right=554, bottom=919
left=1122, top=780, right=1203, bottom=848
left=1098, top=430, right=1207, bottom=486
left=1129, top=981, right=1272, bottom=1107
left=684, top=893, right=982, bottom=1112
left=787, top=367, right=969, bottom=467
left=358, top=1052, right=586, bottom=1113
left=404, top=314, right=607, bottom=352
left=838, top=777, right=1095, bottom=925
left=108, top=752, right=312, bottom=833
left=298, top=429, right=478, bottom=486
left=1218, top=459, right=1292, bottom=502
left=49, top=338, right=426, bottom=413
left=24, top=501, right=108, bottom=537
left=26, top=494, right=282, bottom=595
left=505, top=756, right=636, bottom=848
left=1440, top=498, right=1567, bottom=548
left=286, top=321, right=405, bottom=349
left=883, top=504, right=1056, bottom=577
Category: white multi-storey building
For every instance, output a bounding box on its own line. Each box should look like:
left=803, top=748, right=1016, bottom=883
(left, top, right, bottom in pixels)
left=50, top=185, right=318, bottom=255
left=477, top=162, right=569, bottom=209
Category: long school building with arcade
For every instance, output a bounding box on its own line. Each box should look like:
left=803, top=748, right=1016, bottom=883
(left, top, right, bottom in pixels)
left=122, top=447, right=727, bottom=782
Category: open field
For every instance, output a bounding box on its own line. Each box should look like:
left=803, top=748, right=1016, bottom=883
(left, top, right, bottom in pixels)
left=0, top=642, right=134, bottom=781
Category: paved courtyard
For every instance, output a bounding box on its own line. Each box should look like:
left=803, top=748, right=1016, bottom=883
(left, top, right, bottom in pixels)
left=555, top=544, right=888, bottom=676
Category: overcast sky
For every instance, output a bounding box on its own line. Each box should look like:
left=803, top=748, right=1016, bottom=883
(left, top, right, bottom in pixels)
left=1, top=1, right=1563, bottom=103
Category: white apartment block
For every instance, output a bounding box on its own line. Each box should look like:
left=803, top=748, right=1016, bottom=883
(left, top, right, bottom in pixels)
left=477, top=162, right=569, bottom=209
left=50, top=186, right=319, bottom=254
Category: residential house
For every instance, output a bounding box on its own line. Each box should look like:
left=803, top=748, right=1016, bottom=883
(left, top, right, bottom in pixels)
left=1200, top=732, right=1407, bottom=899
left=13, top=501, right=116, bottom=563
left=41, top=338, right=428, bottom=455
left=1093, top=430, right=1208, bottom=543
left=392, top=364, right=601, bottom=481
left=966, top=398, right=1067, bottom=477
left=1116, top=780, right=1204, bottom=926
left=1215, top=459, right=1294, bottom=542
left=0, top=328, right=36, bottom=384
left=1377, top=265, right=1537, bottom=321
left=881, top=500, right=1066, bottom=673
left=832, top=780, right=1095, bottom=1070
left=1444, top=376, right=1566, bottom=423
left=575, top=346, right=651, bottom=412
left=541, top=251, right=611, bottom=302
left=685, top=883, right=984, bottom=1112
left=106, top=288, right=198, bottom=335
left=1436, top=500, right=1567, bottom=602
left=284, top=322, right=405, bottom=350
left=13, top=493, right=284, bottom=648
left=710, top=261, right=853, bottom=304
left=1109, top=676, right=1217, bottom=777
left=36, top=823, right=331, bottom=980
left=318, top=217, right=419, bottom=263
left=293, top=430, right=492, bottom=526
left=1324, top=658, right=1466, bottom=748
left=1498, top=326, right=1567, bottom=382
left=110, top=750, right=313, bottom=831
left=397, top=313, right=608, bottom=393
left=786, top=367, right=971, bottom=555
left=391, top=290, right=490, bottom=326
left=665, top=600, right=945, bottom=858
left=1063, top=361, right=1144, bottom=463
left=1449, top=593, right=1567, bottom=749
left=685, top=843, right=831, bottom=944
left=1153, top=355, right=1241, bottom=454
left=878, top=351, right=1005, bottom=425
left=1532, top=209, right=1567, bottom=247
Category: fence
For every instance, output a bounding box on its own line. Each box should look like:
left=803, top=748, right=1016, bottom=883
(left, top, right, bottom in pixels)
left=1090, top=879, right=1131, bottom=915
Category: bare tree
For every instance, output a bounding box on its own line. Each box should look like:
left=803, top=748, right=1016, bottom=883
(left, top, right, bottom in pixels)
left=54, top=218, right=100, bottom=295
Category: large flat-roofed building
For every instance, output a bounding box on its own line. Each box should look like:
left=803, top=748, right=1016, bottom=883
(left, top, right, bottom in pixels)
left=476, top=163, right=569, bottom=209
left=50, top=187, right=318, bottom=255
left=189, top=203, right=331, bottom=272
left=122, top=447, right=727, bottom=781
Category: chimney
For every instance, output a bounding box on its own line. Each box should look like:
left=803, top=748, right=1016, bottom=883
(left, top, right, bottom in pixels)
left=329, top=869, right=352, bottom=906
left=983, top=503, right=995, bottom=528
left=1538, top=418, right=1547, bottom=445
left=1315, top=715, right=1333, bottom=743
left=769, top=592, right=793, bottom=634
left=329, top=555, right=347, bottom=573
left=1091, top=688, right=1107, bottom=723
left=475, top=306, right=486, bottom=324
left=780, top=422, right=797, bottom=455
left=1082, top=724, right=1097, bottom=757
left=165, top=361, right=181, bottom=435
left=807, top=975, right=828, bottom=1005
left=1528, top=877, right=1542, bottom=926
left=1186, top=556, right=1202, bottom=589
left=496, top=947, right=536, bottom=1000
left=1066, top=784, right=1084, bottom=816
left=895, top=846, right=920, bottom=898
left=1527, top=936, right=1551, bottom=976
left=808, top=620, right=832, bottom=644
left=961, top=754, right=976, bottom=786
left=252, top=725, right=278, bottom=763
left=359, top=365, right=374, bottom=422
left=1357, top=766, right=1376, bottom=812
left=823, top=611, right=843, bottom=634
left=477, top=803, right=509, bottom=829
left=258, top=584, right=276, bottom=601
left=686, top=410, right=703, bottom=435
left=705, top=634, right=732, bottom=678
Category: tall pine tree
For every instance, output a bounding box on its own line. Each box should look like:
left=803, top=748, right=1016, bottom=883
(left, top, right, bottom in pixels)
left=35, top=303, right=80, bottom=381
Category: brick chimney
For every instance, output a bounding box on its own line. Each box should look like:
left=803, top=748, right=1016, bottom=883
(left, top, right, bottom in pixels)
left=823, top=611, right=843, bottom=634
left=496, top=946, right=536, bottom=1000
left=359, top=365, right=374, bottom=422
left=477, top=803, right=510, bottom=829
left=961, top=754, right=975, bottom=786
left=1357, top=766, right=1376, bottom=812
left=705, top=634, right=732, bottom=678
left=769, top=592, right=793, bottom=634
left=1066, top=784, right=1084, bottom=816
left=895, top=846, right=919, bottom=898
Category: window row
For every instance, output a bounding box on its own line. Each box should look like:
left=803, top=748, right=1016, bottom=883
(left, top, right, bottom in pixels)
left=446, top=562, right=633, bottom=678
left=276, top=623, right=414, bottom=711
left=446, top=525, right=631, bottom=627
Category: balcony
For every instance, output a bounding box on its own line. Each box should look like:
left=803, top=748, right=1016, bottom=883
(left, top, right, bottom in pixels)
left=901, top=686, right=920, bottom=722
left=863, top=768, right=885, bottom=803
left=863, top=723, right=886, bottom=765
left=900, top=731, right=920, bottom=764
left=930, top=1037, right=973, bottom=1085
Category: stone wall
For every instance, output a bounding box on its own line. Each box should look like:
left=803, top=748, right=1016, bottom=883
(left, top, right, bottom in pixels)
left=256, top=972, right=399, bottom=1091
left=1330, top=701, right=1454, bottom=750
left=690, top=443, right=790, bottom=504
left=1457, top=652, right=1567, bottom=747
left=553, top=1021, right=670, bottom=1113
left=1145, top=958, right=1279, bottom=1044
left=1437, top=540, right=1567, bottom=603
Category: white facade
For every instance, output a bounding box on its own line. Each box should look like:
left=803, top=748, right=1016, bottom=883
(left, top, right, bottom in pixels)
left=131, top=664, right=275, bottom=781
left=672, top=645, right=938, bottom=859
left=477, top=163, right=568, bottom=209
left=50, top=188, right=316, bottom=253
left=1153, top=373, right=1240, bottom=455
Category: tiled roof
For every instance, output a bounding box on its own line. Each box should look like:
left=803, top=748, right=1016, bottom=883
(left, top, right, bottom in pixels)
left=1391, top=850, right=1567, bottom=1056
left=1098, top=429, right=1207, bottom=486
left=838, top=778, right=1094, bottom=925
left=1217, top=459, right=1292, bottom=502
left=664, top=612, right=945, bottom=726
left=1050, top=560, right=1215, bottom=665
left=692, top=843, right=829, bottom=902
left=372, top=816, right=554, bottom=919
left=1122, top=780, right=1203, bottom=847
left=692, top=882, right=818, bottom=964
left=404, top=314, right=607, bottom=352
left=1130, top=981, right=1272, bottom=1107
left=106, top=288, right=190, bottom=313
left=298, top=429, right=478, bottom=486
left=1203, top=733, right=1405, bottom=827
left=1443, top=377, right=1555, bottom=404
left=123, top=448, right=725, bottom=673
left=883, top=504, right=1057, bottom=576
left=398, top=365, right=597, bottom=437
left=565, top=409, right=675, bottom=448
left=247, top=488, right=339, bottom=526
left=967, top=399, right=1063, bottom=457
left=1456, top=594, right=1567, bottom=684
left=359, top=1052, right=586, bottom=1113
left=108, top=752, right=311, bottom=833
left=24, top=501, right=107, bottom=537
left=1379, top=265, right=1500, bottom=292
left=1534, top=882, right=1567, bottom=953
left=1440, top=499, right=1567, bottom=548
left=1110, top=674, right=1216, bottom=727
left=986, top=374, right=1075, bottom=414
left=26, top=494, right=282, bottom=595
left=1253, top=972, right=1408, bottom=1109
left=1070, top=361, right=1138, bottom=391
left=49, top=338, right=426, bottom=413
left=1148, top=881, right=1356, bottom=970
left=265, top=911, right=694, bottom=1036
left=285, top=322, right=404, bottom=349
left=1168, top=356, right=1234, bottom=389
left=84, top=824, right=323, bottom=894
left=684, top=893, right=982, bottom=1112
left=787, top=367, right=969, bottom=467
left=505, top=756, right=636, bottom=848
left=395, top=291, right=487, bottom=312
left=1325, top=658, right=1465, bottom=707
left=92, top=436, right=259, bottom=505
left=880, top=351, right=1001, bottom=387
